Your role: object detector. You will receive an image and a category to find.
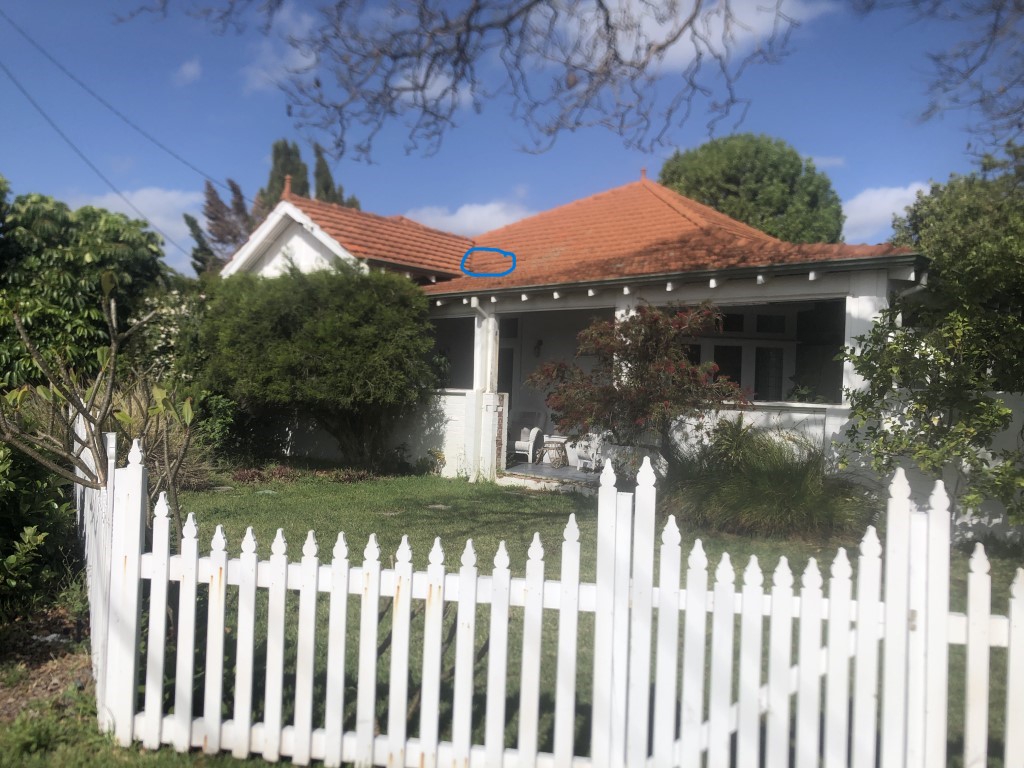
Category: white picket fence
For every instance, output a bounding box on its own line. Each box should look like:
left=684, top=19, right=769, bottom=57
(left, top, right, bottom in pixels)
left=80, top=435, right=1024, bottom=767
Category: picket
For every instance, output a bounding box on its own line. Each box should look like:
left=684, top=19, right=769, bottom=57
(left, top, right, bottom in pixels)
left=678, top=538, right=709, bottom=768
left=795, top=559, right=823, bottom=768
left=736, top=556, right=764, bottom=767
left=823, top=549, right=852, bottom=768
left=1007, top=570, right=1024, bottom=768
left=81, top=449, right=1022, bottom=768
left=518, top=533, right=546, bottom=768
left=626, top=460, right=656, bottom=768
left=172, top=513, right=199, bottom=753
left=356, top=534, right=382, bottom=767
left=553, top=515, right=581, bottom=766
left=484, top=542, right=511, bottom=768
left=880, top=469, right=911, bottom=768
left=766, top=557, right=794, bottom=768
left=202, top=525, right=228, bottom=754
left=323, top=533, right=351, bottom=768
left=964, top=544, right=992, bottom=768
left=420, top=538, right=446, bottom=768
left=707, top=553, right=736, bottom=768
left=262, top=529, right=288, bottom=761
left=452, top=540, right=479, bottom=768
left=388, top=535, right=414, bottom=768
left=651, top=516, right=682, bottom=768
left=293, top=531, right=320, bottom=766
left=142, top=494, right=171, bottom=750
left=851, top=526, right=883, bottom=768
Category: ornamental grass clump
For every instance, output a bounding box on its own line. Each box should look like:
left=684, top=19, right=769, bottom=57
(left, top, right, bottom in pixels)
left=671, top=416, right=879, bottom=538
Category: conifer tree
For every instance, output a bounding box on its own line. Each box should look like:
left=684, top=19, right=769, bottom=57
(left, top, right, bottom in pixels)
left=313, top=143, right=361, bottom=209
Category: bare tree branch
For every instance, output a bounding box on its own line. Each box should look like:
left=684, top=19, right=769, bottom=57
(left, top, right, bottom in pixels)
left=854, top=0, right=1024, bottom=145
left=134, top=0, right=803, bottom=158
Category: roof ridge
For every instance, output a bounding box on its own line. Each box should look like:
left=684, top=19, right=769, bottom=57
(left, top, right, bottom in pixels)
left=639, top=178, right=780, bottom=243
left=476, top=180, right=648, bottom=239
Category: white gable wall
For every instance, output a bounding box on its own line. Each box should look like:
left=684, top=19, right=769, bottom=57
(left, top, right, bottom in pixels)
left=245, top=221, right=355, bottom=277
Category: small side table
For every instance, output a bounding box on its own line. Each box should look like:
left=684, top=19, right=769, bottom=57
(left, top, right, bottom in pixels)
left=541, top=436, right=569, bottom=468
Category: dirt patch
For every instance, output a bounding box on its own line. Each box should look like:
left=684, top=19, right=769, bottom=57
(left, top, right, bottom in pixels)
left=0, top=606, right=93, bottom=724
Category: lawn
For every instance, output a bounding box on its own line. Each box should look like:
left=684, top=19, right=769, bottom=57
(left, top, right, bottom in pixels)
left=2, top=472, right=1020, bottom=767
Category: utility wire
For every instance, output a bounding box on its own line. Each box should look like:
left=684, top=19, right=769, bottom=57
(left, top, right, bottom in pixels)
left=0, top=55, right=188, bottom=256
left=0, top=5, right=252, bottom=206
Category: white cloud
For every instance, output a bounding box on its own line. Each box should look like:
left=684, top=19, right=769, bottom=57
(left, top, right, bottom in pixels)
left=562, top=0, right=837, bottom=75
left=843, top=182, right=928, bottom=244
left=173, top=57, right=202, bottom=86
left=69, top=188, right=204, bottom=272
left=242, top=4, right=315, bottom=93
left=810, top=155, right=845, bottom=168
left=405, top=199, right=537, bottom=236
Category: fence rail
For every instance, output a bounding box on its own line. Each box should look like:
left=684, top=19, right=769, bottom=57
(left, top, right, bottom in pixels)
left=81, top=435, right=1024, bottom=767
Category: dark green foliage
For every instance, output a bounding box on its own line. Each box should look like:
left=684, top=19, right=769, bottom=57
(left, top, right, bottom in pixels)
left=257, top=139, right=310, bottom=210
left=183, top=213, right=221, bottom=276
left=313, top=143, right=360, bottom=209
left=0, top=445, right=75, bottom=621
left=199, top=264, right=439, bottom=468
left=659, top=133, right=845, bottom=243
left=846, top=146, right=1024, bottom=518
left=0, top=175, right=166, bottom=386
left=670, top=417, right=879, bottom=537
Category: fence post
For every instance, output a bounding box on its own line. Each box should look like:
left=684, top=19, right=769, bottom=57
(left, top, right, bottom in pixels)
left=880, top=468, right=912, bottom=768
left=626, top=459, right=656, bottom=768
left=91, top=431, right=117, bottom=729
left=923, top=481, right=950, bottom=768
left=591, top=460, right=618, bottom=768
left=103, top=439, right=147, bottom=746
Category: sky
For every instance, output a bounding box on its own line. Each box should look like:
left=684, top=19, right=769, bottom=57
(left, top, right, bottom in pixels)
left=0, top=1, right=982, bottom=275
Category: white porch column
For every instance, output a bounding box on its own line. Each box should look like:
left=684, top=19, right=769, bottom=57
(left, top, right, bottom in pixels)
left=468, top=301, right=500, bottom=481
left=843, top=271, right=889, bottom=399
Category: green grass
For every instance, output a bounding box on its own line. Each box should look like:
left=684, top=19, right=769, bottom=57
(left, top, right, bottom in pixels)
left=9, top=473, right=1022, bottom=766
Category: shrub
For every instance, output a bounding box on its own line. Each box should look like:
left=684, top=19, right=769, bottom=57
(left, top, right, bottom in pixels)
left=0, top=445, right=75, bottom=621
left=668, top=417, right=879, bottom=538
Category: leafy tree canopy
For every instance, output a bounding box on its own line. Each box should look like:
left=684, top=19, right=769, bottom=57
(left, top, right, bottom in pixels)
left=198, top=263, right=438, bottom=467
left=527, top=303, right=744, bottom=481
left=0, top=174, right=166, bottom=387
left=845, top=146, right=1024, bottom=517
left=659, top=134, right=845, bottom=243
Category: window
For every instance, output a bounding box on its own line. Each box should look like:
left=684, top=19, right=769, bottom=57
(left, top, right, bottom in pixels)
left=754, top=347, right=784, bottom=400
left=756, top=314, right=786, bottom=334
left=722, top=313, right=744, bottom=333
left=499, top=318, right=519, bottom=338
left=713, top=345, right=743, bottom=384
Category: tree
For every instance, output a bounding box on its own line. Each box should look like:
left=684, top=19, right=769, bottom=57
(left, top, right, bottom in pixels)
left=257, top=139, right=309, bottom=212
left=186, top=140, right=361, bottom=276
left=527, top=303, right=744, bottom=481
left=140, top=1, right=1023, bottom=156
left=0, top=175, right=166, bottom=387
left=183, top=212, right=220, bottom=275
left=198, top=263, right=439, bottom=468
left=845, top=147, right=1024, bottom=518
left=659, top=134, right=845, bottom=243
left=313, top=144, right=360, bottom=210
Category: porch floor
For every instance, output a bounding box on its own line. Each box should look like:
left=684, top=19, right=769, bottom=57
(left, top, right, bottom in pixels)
left=498, top=460, right=600, bottom=494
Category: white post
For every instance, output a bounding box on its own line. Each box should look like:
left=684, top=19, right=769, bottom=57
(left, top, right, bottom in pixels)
left=842, top=271, right=888, bottom=398
left=92, top=431, right=117, bottom=728
left=880, top=469, right=912, bottom=768
left=103, top=439, right=147, bottom=746
left=626, top=460, right=656, bottom=767
left=924, top=481, right=951, bottom=768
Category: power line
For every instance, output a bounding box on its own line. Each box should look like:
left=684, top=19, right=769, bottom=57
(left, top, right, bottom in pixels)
left=0, top=5, right=252, bottom=206
left=0, top=55, right=188, bottom=256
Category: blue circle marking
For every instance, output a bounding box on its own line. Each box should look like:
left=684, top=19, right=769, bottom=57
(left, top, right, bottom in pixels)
left=460, top=246, right=517, bottom=278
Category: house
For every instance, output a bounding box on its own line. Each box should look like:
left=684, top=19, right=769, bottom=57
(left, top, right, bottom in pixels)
left=220, top=174, right=924, bottom=481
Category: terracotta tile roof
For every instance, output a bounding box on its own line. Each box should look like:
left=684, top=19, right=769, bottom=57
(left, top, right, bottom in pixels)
left=422, top=178, right=913, bottom=295
left=286, top=194, right=469, bottom=276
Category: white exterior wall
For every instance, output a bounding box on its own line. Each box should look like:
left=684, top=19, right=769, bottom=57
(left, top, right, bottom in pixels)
left=242, top=222, right=354, bottom=277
